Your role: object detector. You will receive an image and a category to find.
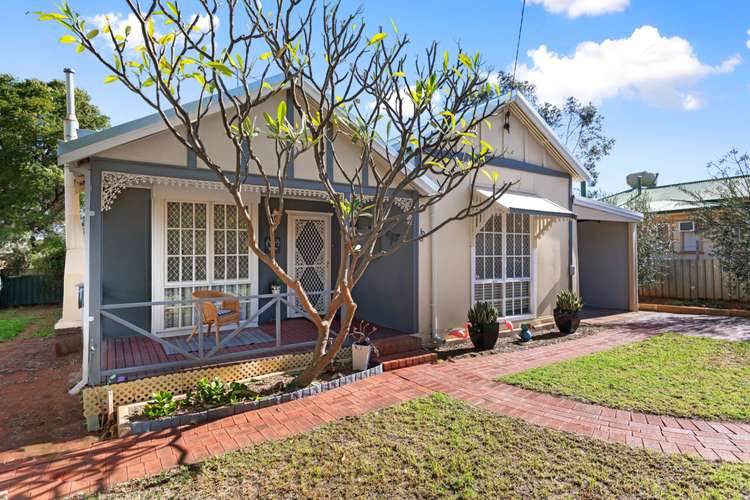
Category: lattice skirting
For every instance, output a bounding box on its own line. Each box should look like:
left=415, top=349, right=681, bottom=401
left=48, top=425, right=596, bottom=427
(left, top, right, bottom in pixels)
left=82, top=347, right=352, bottom=419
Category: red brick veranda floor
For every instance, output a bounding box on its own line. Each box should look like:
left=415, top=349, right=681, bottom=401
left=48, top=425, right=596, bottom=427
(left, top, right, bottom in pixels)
left=2, top=324, right=750, bottom=499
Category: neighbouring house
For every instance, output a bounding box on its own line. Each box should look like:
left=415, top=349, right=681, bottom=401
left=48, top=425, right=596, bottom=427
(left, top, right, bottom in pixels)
left=55, top=70, right=641, bottom=428
left=605, top=173, right=750, bottom=301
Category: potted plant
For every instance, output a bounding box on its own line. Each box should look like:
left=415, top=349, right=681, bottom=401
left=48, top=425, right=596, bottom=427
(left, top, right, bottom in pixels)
left=467, top=302, right=500, bottom=350
left=553, top=290, right=584, bottom=334
left=349, top=321, right=379, bottom=371
left=270, top=278, right=283, bottom=295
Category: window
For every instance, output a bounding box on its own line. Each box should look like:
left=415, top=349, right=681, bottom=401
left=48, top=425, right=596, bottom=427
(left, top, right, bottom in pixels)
left=678, top=220, right=695, bottom=232
left=162, top=200, right=253, bottom=331
left=472, top=212, right=532, bottom=318
left=677, top=220, right=699, bottom=252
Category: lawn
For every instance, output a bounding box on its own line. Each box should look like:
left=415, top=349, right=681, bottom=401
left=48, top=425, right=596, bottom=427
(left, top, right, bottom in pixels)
left=106, top=394, right=750, bottom=498
left=500, top=333, right=750, bottom=422
left=0, top=306, right=59, bottom=341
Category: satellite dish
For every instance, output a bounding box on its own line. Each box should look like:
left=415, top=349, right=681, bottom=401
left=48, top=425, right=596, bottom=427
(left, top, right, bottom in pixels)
left=626, top=171, right=658, bottom=189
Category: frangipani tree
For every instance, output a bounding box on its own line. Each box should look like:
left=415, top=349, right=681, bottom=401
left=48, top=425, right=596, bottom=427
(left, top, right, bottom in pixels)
left=37, top=0, right=513, bottom=386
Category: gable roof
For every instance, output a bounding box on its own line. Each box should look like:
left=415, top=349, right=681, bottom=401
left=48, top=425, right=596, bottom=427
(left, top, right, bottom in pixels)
left=603, top=176, right=749, bottom=213
left=507, top=93, right=592, bottom=183
left=58, top=76, right=590, bottom=194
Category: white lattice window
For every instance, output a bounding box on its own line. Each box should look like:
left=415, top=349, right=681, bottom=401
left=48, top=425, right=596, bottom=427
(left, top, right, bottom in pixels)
left=213, top=204, right=250, bottom=282
left=472, top=212, right=533, bottom=318
left=166, top=201, right=208, bottom=284
left=161, top=199, right=253, bottom=332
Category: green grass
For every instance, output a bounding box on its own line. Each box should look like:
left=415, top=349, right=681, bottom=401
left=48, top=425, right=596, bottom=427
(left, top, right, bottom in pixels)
left=0, top=306, right=59, bottom=341
left=105, top=394, right=750, bottom=499
left=0, top=317, right=31, bottom=341
left=500, top=333, right=750, bottom=422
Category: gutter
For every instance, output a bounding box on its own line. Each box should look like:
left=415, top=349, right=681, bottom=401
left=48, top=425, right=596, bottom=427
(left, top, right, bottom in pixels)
left=429, top=204, right=442, bottom=344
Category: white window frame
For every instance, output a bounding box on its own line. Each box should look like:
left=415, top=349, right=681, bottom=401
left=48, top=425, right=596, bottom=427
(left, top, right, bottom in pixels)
left=470, top=211, right=537, bottom=322
left=151, top=184, right=259, bottom=336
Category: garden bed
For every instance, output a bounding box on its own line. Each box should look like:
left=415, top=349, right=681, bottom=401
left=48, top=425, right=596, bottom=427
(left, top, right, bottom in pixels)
left=119, top=364, right=383, bottom=435
left=436, top=324, right=601, bottom=361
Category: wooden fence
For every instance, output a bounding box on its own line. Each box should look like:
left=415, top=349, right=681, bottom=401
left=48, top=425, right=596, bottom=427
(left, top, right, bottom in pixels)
left=640, top=258, right=750, bottom=302
left=0, top=275, right=63, bottom=307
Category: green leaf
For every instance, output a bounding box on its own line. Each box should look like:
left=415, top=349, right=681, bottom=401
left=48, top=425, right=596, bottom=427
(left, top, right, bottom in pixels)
left=166, top=1, right=179, bottom=17
left=59, top=35, right=77, bottom=44
left=103, top=75, right=118, bottom=84
left=259, top=51, right=272, bottom=61
left=37, top=12, right=67, bottom=21
left=392, top=71, right=406, bottom=78
left=204, top=61, right=234, bottom=77
left=368, top=32, right=387, bottom=46
left=457, top=53, right=473, bottom=70
left=142, top=77, right=155, bottom=87
left=390, top=18, right=398, bottom=34
left=75, top=44, right=85, bottom=54
left=85, top=29, right=99, bottom=40
left=262, top=81, right=274, bottom=92
left=277, top=100, right=287, bottom=126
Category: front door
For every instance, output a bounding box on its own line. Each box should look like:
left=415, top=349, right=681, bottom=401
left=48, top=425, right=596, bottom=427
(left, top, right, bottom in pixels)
left=287, top=212, right=331, bottom=317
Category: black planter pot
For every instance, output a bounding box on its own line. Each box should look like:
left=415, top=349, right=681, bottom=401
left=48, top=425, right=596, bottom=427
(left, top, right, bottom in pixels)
left=554, top=309, right=581, bottom=334
left=469, top=322, right=500, bottom=350
left=481, top=321, right=500, bottom=350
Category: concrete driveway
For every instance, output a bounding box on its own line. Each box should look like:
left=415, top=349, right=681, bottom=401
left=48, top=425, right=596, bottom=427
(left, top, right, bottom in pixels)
left=582, top=310, right=750, bottom=342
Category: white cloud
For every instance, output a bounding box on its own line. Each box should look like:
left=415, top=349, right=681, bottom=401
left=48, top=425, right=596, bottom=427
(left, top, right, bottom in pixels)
left=516, top=26, right=742, bottom=111
left=88, top=12, right=217, bottom=52
left=528, top=0, right=629, bottom=18
left=368, top=86, right=443, bottom=118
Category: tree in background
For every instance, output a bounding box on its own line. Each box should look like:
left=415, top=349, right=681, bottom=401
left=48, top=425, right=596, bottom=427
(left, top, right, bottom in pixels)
left=538, top=98, right=614, bottom=192
left=495, top=74, right=614, bottom=194
left=626, top=193, right=674, bottom=288
left=692, top=149, right=750, bottom=296
left=0, top=74, right=109, bottom=275
left=38, top=0, right=514, bottom=386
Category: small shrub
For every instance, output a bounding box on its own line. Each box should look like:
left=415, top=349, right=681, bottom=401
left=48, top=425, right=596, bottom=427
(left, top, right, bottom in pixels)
left=467, top=302, right=498, bottom=330
left=555, top=290, right=583, bottom=313
left=143, top=391, right=178, bottom=419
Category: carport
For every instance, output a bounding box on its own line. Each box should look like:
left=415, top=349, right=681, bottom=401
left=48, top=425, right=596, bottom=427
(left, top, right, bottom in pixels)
left=574, top=197, right=643, bottom=312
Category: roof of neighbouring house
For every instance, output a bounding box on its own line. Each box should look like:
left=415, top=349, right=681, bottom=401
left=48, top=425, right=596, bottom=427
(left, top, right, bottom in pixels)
left=602, top=175, right=750, bottom=213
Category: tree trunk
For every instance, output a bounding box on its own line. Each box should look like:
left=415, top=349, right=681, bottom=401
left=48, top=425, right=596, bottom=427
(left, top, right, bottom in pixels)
left=291, top=298, right=357, bottom=387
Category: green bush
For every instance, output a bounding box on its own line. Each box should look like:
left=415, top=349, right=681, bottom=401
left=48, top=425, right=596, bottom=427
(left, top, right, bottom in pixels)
left=143, top=391, right=179, bottom=419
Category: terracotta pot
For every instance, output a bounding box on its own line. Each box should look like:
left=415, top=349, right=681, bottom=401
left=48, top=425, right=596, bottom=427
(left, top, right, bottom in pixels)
left=553, top=309, right=581, bottom=334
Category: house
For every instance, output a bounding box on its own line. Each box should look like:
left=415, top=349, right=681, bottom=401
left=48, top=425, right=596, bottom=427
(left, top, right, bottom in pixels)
left=605, top=173, right=750, bottom=302
left=605, top=174, right=747, bottom=259
left=54, top=70, right=641, bottom=428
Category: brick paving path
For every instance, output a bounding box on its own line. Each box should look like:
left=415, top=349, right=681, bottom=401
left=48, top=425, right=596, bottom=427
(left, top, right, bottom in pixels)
left=1, top=324, right=748, bottom=499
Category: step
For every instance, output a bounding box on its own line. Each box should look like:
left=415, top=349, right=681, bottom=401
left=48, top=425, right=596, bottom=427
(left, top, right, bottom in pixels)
left=372, top=335, right=423, bottom=357
left=379, top=349, right=437, bottom=371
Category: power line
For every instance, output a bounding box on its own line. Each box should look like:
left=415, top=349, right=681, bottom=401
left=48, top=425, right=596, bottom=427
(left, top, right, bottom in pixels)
left=505, top=0, right=527, bottom=133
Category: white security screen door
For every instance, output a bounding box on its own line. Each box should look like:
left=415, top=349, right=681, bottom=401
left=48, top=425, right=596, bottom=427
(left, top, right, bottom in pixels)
left=287, top=212, right=331, bottom=317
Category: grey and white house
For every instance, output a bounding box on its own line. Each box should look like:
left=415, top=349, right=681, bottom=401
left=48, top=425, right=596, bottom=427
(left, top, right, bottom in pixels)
left=55, top=70, right=641, bottom=408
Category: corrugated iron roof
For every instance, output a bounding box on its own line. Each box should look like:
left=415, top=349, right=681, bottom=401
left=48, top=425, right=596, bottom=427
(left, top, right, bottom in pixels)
left=602, top=176, right=749, bottom=213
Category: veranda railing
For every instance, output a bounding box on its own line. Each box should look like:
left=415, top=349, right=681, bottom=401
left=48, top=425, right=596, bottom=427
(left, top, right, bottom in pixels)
left=99, top=290, right=332, bottom=379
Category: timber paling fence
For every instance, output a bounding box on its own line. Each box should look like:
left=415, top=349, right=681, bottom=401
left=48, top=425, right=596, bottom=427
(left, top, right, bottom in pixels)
left=0, top=275, right=63, bottom=307
left=640, top=257, right=750, bottom=302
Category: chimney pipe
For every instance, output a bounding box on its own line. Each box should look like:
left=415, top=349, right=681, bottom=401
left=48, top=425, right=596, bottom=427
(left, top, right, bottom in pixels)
left=63, top=68, right=78, bottom=142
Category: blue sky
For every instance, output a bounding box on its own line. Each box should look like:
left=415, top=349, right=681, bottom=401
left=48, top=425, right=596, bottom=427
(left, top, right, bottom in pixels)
left=7, top=0, right=750, bottom=194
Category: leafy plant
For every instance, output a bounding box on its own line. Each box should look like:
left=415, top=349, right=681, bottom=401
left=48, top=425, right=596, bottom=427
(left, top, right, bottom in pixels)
left=555, top=290, right=583, bottom=313
left=190, top=378, right=229, bottom=407
left=227, top=381, right=260, bottom=404
left=467, top=302, right=498, bottom=330
left=143, top=391, right=178, bottom=419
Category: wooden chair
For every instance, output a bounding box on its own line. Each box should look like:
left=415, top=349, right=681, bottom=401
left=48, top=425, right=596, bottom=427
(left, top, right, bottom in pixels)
left=187, top=290, right=241, bottom=345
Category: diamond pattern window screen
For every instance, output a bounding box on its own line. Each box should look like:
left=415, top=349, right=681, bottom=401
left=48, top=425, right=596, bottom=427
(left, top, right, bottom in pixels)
left=163, top=201, right=252, bottom=331
left=166, top=201, right=207, bottom=284
left=213, top=204, right=250, bottom=282
left=290, top=216, right=329, bottom=314
left=472, top=212, right=532, bottom=317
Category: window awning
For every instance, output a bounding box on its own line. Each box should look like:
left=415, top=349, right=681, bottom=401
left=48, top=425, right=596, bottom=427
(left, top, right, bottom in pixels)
left=476, top=189, right=575, bottom=219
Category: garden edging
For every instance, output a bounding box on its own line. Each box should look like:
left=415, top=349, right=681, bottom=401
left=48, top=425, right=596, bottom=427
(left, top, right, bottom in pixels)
left=118, top=364, right=384, bottom=436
